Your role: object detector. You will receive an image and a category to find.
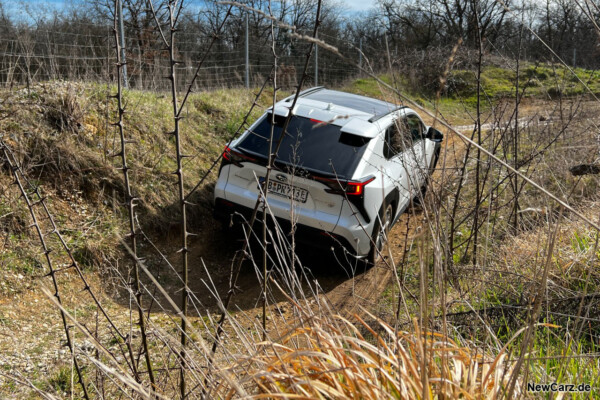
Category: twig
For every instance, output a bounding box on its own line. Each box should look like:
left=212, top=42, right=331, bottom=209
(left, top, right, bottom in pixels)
left=208, top=0, right=323, bottom=362
left=111, top=0, right=156, bottom=389
left=0, top=140, right=90, bottom=400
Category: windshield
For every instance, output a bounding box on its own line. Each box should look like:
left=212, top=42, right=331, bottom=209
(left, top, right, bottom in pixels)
left=237, top=115, right=370, bottom=179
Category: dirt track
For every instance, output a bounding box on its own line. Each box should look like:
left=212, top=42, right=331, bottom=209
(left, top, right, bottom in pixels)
left=151, top=130, right=464, bottom=323
left=150, top=99, right=566, bottom=323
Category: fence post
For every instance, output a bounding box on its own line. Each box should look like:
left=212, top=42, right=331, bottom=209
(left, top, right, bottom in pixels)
left=117, top=0, right=128, bottom=88
left=384, top=33, right=391, bottom=74
left=314, top=33, right=318, bottom=86
left=245, top=14, right=249, bottom=88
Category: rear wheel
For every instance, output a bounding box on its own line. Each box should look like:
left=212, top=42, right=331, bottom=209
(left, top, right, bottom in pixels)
left=367, top=203, right=394, bottom=266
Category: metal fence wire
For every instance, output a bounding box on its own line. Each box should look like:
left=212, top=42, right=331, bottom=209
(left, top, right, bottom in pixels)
left=0, top=21, right=371, bottom=91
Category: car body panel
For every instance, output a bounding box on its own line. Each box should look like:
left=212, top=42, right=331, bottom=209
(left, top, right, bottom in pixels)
left=217, top=163, right=345, bottom=233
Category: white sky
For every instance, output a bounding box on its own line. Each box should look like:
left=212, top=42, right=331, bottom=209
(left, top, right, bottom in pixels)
left=6, top=0, right=379, bottom=18
left=341, top=0, right=378, bottom=12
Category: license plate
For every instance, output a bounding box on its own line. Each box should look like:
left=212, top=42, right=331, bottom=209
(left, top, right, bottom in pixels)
left=260, top=178, right=308, bottom=203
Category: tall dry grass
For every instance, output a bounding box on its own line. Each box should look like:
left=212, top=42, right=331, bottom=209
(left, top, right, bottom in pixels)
left=211, top=298, right=529, bottom=399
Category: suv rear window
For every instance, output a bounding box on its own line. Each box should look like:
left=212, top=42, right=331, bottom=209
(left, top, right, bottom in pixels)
left=238, top=115, right=369, bottom=179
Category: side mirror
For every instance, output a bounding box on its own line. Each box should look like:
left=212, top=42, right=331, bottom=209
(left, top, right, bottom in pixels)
left=426, top=127, right=444, bottom=142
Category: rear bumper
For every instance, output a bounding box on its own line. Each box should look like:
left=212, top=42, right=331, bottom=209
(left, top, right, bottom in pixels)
left=214, top=197, right=361, bottom=256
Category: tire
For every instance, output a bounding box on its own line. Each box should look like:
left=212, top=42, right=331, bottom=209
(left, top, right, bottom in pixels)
left=366, top=203, right=394, bottom=267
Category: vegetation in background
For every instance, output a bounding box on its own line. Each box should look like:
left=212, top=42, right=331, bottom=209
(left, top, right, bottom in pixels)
left=447, top=64, right=600, bottom=103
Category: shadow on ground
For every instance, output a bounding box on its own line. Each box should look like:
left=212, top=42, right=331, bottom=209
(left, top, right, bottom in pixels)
left=108, top=211, right=381, bottom=316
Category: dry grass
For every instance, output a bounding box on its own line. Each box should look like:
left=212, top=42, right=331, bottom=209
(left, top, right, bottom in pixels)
left=2, top=75, right=599, bottom=398
left=214, top=304, right=526, bottom=399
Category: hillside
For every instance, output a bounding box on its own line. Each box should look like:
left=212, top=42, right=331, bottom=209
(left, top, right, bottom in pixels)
left=1, top=72, right=599, bottom=398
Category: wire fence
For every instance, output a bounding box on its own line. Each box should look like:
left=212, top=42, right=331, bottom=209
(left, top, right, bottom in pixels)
left=0, top=24, right=371, bottom=91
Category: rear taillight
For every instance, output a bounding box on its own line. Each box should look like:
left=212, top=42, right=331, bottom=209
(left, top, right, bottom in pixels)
left=222, top=146, right=256, bottom=167
left=345, top=177, right=376, bottom=196
left=222, top=146, right=233, bottom=161
left=216, top=198, right=235, bottom=208
left=315, top=175, right=376, bottom=196
left=315, top=175, right=375, bottom=223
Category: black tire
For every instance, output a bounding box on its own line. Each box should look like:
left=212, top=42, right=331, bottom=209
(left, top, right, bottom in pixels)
left=366, top=203, right=394, bottom=267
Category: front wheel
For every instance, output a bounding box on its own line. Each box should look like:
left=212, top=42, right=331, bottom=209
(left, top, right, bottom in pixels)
left=367, top=203, right=394, bottom=267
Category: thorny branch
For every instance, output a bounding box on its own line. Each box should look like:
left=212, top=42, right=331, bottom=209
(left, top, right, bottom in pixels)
left=1, top=136, right=167, bottom=393
left=111, top=0, right=156, bottom=390
left=0, top=139, right=90, bottom=399
left=145, top=0, right=236, bottom=396
left=207, top=0, right=323, bottom=367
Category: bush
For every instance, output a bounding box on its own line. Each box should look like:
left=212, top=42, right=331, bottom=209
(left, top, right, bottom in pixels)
left=397, top=47, right=481, bottom=95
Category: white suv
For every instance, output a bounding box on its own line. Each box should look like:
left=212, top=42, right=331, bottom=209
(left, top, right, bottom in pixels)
left=213, top=87, right=443, bottom=264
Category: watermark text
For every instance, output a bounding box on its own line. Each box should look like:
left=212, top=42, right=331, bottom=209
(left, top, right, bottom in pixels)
left=527, top=382, right=591, bottom=393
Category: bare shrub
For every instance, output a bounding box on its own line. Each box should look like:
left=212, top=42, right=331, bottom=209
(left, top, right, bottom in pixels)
left=42, top=84, right=87, bottom=133
left=398, top=46, right=480, bottom=94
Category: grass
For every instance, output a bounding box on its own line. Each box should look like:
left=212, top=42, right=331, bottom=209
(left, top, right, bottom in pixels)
left=343, top=74, right=481, bottom=125
left=447, top=63, right=600, bottom=104
left=344, top=63, right=600, bottom=117
left=47, top=366, right=72, bottom=393
left=341, top=63, right=600, bottom=398
left=527, top=332, right=600, bottom=397
left=214, top=306, right=526, bottom=398
left=0, top=81, right=280, bottom=278
left=1, top=69, right=599, bottom=397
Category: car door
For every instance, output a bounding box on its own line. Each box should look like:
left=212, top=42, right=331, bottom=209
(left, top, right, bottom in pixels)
left=404, top=113, right=428, bottom=190
left=381, top=117, right=412, bottom=213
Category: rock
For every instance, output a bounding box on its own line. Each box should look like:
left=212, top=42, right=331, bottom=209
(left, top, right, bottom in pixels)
left=569, top=164, right=600, bottom=176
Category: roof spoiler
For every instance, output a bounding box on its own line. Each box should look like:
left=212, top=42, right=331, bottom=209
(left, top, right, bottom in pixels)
left=340, top=119, right=379, bottom=139
left=283, top=86, right=325, bottom=102
left=267, top=103, right=298, bottom=118
left=368, top=105, right=407, bottom=122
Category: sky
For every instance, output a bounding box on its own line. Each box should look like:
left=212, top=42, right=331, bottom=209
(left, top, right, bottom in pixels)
left=339, top=0, right=377, bottom=12
left=4, top=0, right=379, bottom=19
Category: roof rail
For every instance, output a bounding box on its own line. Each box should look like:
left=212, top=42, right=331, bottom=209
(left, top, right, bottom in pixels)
left=368, top=106, right=407, bottom=123
left=284, top=86, right=325, bottom=102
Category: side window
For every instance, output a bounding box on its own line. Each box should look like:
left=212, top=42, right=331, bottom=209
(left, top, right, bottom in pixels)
left=384, top=118, right=413, bottom=159
left=406, top=114, right=425, bottom=141
left=383, top=128, right=393, bottom=159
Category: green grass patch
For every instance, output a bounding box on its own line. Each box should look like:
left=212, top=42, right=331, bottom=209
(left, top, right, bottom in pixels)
left=448, top=63, right=600, bottom=102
